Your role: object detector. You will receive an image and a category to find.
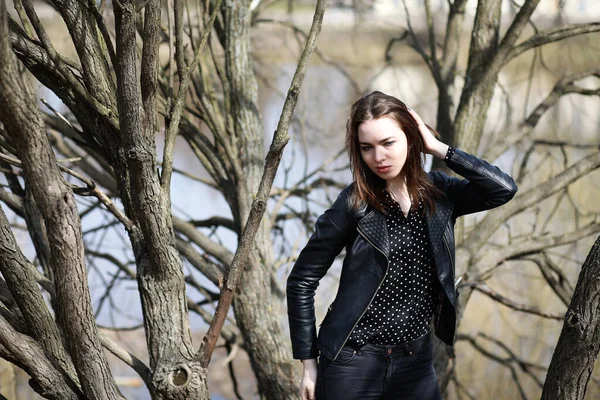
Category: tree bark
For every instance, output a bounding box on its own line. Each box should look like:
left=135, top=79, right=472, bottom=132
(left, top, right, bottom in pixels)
left=222, top=2, right=300, bottom=398
left=0, top=2, right=122, bottom=398
left=541, top=235, right=600, bottom=400
left=452, top=0, right=502, bottom=153
left=0, top=204, right=78, bottom=386
left=112, top=2, right=208, bottom=398
left=0, top=315, right=81, bottom=400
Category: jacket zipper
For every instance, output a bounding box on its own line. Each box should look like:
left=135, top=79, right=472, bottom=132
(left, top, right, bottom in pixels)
left=332, top=225, right=389, bottom=361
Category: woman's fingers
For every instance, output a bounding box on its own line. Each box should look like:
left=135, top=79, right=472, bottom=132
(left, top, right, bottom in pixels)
left=407, top=107, right=425, bottom=126
left=300, top=361, right=317, bottom=400
left=300, top=378, right=316, bottom=400
left=407, top=107, right=436, bottom=151
left=300, top=383, right=315, bottom=400
left=300, top=386, right=307, bottom=400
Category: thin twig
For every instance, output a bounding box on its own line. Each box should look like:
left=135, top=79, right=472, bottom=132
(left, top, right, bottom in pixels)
left=0, top=152, right=134, bottom=231
left=197, top=0, right=329, bottom=368
left=465, top=281, right=564, bottom=320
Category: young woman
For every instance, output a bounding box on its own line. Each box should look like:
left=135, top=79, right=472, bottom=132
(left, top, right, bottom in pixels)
left=286, top=91, right=518, bottom=400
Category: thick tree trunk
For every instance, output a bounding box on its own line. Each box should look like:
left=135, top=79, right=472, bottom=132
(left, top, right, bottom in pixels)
left=233, top=264, right=299, bottom=399
left=541, top=235, right=600, bottom=400
left=112, top=3, right=209, bottom=398
left=222, top=2, right=300, bottom=398
left=0, top=204, right=78, bottom=386
left=452, top=0, right=501, bottom=154
left=0, top=3, right=121, bottom=397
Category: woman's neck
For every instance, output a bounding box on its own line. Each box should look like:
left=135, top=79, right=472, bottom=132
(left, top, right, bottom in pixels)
left=386, top=177, right=409, bottom=200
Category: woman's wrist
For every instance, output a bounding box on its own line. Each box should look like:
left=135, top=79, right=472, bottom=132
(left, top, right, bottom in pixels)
left=301, top=358, right=317, bottom=367
left=429, top=140, right=450, bottom=159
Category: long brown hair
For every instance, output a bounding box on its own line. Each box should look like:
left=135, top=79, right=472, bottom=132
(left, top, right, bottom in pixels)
left=345, top=91, right=441, bottom=215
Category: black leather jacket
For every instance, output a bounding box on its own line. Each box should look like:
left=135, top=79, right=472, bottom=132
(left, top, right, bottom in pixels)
left=286, top=148, right=518, bottom=361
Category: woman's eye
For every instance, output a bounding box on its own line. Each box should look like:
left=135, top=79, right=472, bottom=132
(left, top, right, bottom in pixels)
left=360, top=147, right=371, bottom=151
left=384, top=141, right=395, bottom=146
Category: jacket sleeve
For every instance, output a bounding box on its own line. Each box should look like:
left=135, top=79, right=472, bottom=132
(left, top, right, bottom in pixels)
left=439, top=148, right=518, bottom=218
left=286, top=185, right=357, bottom=360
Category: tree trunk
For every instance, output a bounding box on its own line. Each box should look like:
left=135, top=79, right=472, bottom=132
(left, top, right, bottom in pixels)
left=541, top=234, right=600, bottom=400
left=222, top=2, right=300, bottom=398
left=0, top=3, right=121, bottom=397
left=112, top=2, right=209, bottom=398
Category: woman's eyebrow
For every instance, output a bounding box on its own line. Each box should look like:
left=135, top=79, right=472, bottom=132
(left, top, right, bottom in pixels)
left=359, top=136, right=396, bottom=145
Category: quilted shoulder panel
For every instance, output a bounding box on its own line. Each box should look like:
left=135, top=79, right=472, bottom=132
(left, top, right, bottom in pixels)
left=426, top=201, right=453, bottom=254
left=357, top=211, right=389, bottom=259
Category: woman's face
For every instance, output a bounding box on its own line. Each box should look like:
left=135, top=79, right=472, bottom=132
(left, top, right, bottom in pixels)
left=357, top=116, right=408, bottom=184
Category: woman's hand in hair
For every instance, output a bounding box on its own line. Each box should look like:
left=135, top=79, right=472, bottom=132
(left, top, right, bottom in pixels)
left=407, top=107, right=449, bottom=159
left=300, top=358, right=318, bottom=400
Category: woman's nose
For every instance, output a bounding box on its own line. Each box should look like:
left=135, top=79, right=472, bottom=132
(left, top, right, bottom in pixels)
left=374, top=147, right=385, bottom=162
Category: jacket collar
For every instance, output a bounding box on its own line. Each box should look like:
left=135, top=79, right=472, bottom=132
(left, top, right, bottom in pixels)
left=356, top=198, right=453, bottom=258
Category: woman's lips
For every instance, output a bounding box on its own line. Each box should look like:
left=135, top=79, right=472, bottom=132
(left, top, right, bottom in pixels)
left=376, top=166, right=391, bottom=173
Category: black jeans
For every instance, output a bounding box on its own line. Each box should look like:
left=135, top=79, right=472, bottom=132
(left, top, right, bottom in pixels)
left=316, top=333, right=442, bottom=400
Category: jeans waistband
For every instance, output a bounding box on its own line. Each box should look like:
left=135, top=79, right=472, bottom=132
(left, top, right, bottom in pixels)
left=349, top=333, right=431, bottom=356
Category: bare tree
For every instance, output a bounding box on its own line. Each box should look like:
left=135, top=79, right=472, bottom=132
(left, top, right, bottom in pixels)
left=0, top=0, right=327, bottom=398
left=541, top=234, right=600, bottom=400
left=1, top=0, right=599, bottom=399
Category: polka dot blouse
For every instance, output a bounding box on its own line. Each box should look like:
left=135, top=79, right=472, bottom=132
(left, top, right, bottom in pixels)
left=348, top=191, right=435, bottom=345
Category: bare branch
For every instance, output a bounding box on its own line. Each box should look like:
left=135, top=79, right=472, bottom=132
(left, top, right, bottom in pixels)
left=0, top=315, right=81, bottom=400
left=423, top=0, right=439, bottom=70
left=79, top=0, right=117, bottom=67
left=400, top=0, right=435, bottom=73
left=484, top=68, right=600, bottom=162
left=0, top=204, right=78, bottom=383
left=0, top=186, right=23, bottom=214
left=113, top=3, right=208, bottom=395
left=99, top=333, right=151, bottom=387
left=465, top=282, right=564, bottom=320
left=140, top=0, right=161, bottom=138
left=465, top=151, right=600, bottom=256
left=172, top=167, right=219, bottom=189
left=477, top=222, right=600, bottom=278
left=495, top=0, right=542, bottom=67
left=198, top=0, right=328, bottom=367
left=457, top=332, right=544, bottom=399
left=20, top=0, right=117, bottom=125
left=0, top=152, right=134, bottom=231
left=526, top=253, right=574, bottom=307
left=189, top=216, right=236, bottom=231
left=47, top=0, right=116, bottom=108
left=0, top=2, right=122, bottom=396
left=254, top=18, right=361, bottom=95
left=160, top=0, right=223, bottom=197
left=507, top=23, right=600, bottom=62
left=176, top=238, right=226, bottom=286
left=173, top=216, right=234, bottom=266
